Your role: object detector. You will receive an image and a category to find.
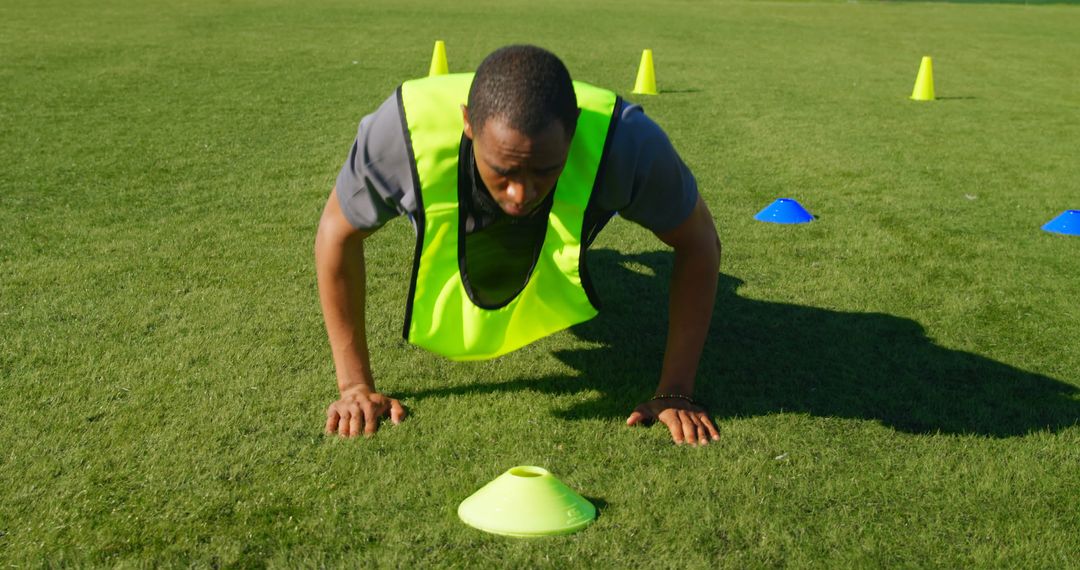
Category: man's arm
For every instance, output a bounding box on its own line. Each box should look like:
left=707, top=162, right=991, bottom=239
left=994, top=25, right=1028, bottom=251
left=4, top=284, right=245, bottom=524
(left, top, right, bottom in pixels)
left=626, top=195, right=722, bottom=445
left=315, top=186, right=405, bottom=437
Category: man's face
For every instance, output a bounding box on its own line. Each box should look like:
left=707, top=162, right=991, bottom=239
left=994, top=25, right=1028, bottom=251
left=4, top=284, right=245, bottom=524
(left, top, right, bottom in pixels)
left=462, top=110, right=574, bottom=217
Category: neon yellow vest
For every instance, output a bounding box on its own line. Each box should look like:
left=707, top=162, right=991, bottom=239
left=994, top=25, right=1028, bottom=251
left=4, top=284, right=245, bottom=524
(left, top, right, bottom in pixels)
left=398, top=73, right=618, bottom=361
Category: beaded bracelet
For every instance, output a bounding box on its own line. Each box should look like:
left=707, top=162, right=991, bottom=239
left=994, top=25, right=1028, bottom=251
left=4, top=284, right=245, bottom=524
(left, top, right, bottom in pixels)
left=650, top=394, right=696, bottom=405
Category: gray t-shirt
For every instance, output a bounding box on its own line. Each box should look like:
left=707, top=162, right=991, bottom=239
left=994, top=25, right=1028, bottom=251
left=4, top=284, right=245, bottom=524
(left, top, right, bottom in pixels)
left=335, top=93, right=698, bottom=236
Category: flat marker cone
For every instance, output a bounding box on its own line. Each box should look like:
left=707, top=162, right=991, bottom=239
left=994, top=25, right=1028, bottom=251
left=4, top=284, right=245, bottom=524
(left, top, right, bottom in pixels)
left=1042, top=210, right=1080, bottom=236
left=458, top=466, right=596, bottom=537
left=754, top=198, right=814, bottom=224
left=910, top=56, right=935, bottom=101
left=632, top=49, right=658, bottom=95
left=429, top=40, right=449, bottom=76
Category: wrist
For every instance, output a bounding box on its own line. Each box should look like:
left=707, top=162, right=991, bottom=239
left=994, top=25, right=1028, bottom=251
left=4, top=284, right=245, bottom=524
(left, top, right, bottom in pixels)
left=651, top=393, right=696, bottom=405
left=339, top=381, right=375, bottom=396
left=654, top=381, right=695, bottom=398
left=336, top=364, right=376, bottom=395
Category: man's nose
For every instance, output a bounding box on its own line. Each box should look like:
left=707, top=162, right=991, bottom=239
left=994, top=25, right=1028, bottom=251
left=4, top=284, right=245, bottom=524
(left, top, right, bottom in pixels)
left=506, top=179, right=535, bottom=204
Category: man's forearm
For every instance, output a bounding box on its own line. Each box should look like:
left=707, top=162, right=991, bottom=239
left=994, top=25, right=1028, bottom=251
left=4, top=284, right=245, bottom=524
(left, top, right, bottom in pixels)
left=653, top=196, right=722, bottom=397
left=656, top=239, right=720, bottom=396
left=315, top=219, right=376, bottom=394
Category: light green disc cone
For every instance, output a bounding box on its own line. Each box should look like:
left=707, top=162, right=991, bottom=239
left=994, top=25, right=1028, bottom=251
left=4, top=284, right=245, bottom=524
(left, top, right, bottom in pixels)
left=458, top=466, right=596, bottom=537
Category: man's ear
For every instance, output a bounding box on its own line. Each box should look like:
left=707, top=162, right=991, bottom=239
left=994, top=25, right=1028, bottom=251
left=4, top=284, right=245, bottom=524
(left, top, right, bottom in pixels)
left=461, top=104, right=473, bottom=140
left=565, top=108, right=583, bottom=140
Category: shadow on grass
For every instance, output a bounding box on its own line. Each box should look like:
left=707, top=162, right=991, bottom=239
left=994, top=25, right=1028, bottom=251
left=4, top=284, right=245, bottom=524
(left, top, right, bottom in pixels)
left=397, top=249, right=1079, bottom=438
left=582, top=496, right=608, bottom=518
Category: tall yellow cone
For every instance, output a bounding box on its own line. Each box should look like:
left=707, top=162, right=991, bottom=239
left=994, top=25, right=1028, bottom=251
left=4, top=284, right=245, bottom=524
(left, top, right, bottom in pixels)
left=910, top=56, right=935, bottom=101
left=632, top=49, right=657, bottom=95
left=429, top=40, right=449, bottom=76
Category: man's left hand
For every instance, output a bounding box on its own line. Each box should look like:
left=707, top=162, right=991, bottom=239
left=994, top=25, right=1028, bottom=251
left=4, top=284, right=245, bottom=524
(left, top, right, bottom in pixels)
left=626, top=397, right=720, bottom=446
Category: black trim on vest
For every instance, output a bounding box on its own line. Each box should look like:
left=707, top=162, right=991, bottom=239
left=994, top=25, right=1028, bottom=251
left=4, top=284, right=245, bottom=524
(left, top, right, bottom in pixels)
left=456, top=134, right=555, bottom=311
left=579, top=96, right=624, bottom=311
left=398, top=86, right=426, bottom=341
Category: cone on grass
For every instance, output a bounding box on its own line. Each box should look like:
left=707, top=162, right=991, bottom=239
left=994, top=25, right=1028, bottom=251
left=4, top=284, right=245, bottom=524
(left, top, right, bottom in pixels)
left=429, top=40, right=449, bottom=76
left=754, top=198, right=814, bottom=224
left=458, top=466, right=596, bottom=537
left=1042, top=210, right=1080, bottom=236
left=632, top=49, right=657, bottom=95
left=910, top=56, right=935, bottom=101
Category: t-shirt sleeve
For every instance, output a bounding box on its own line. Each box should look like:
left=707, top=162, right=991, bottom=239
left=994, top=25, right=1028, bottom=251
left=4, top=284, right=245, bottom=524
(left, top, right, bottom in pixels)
left=596, top=101, right=699, bottom=234
left=334, top=93, right=418, bottom=230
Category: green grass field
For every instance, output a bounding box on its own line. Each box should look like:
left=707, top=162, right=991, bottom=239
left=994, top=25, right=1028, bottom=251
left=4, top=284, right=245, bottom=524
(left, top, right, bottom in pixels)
left=2, top=0, right=1079, bottom=566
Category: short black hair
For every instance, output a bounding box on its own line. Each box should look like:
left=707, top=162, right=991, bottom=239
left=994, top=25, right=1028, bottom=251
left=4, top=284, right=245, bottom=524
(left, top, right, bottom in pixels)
left=467, top=45, right=578, bottom=139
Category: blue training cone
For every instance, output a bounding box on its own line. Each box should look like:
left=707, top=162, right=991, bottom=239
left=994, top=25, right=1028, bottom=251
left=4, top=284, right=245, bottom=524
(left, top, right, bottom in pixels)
left=755, top=198, right=814, bottom=224
left=1042, top=210, right=1080, bottom=236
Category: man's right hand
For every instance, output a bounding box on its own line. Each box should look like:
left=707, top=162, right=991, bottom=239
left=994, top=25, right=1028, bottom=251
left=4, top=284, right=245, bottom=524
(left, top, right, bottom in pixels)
left=325, top=386, right=406, bottom=438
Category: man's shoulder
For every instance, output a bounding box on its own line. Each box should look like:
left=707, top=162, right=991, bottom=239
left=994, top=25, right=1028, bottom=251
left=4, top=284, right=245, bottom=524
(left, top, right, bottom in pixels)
left=365, top=92, right=406, bottom=143
left=594, top=98, right=698, bottom=233
left=333, top=92, right=416, bottom=231
left=611, top=100, right=672, bottom=148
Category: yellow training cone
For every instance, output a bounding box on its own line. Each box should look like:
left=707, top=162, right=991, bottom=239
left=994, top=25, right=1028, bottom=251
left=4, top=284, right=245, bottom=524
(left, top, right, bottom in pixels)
left=632, top=49, right=658, bottom=95
left=458, top=466, right=596, bottom=537
left=429, top=40, right=449, bottom=76
left=910, top=56, right=935, bottom=101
